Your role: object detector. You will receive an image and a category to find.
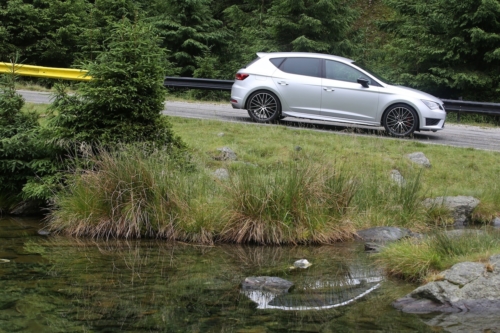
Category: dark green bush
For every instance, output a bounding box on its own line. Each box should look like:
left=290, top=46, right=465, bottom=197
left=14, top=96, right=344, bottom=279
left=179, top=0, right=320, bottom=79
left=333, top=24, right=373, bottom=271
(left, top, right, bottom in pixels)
left=47, top=18, right=185, bottom=150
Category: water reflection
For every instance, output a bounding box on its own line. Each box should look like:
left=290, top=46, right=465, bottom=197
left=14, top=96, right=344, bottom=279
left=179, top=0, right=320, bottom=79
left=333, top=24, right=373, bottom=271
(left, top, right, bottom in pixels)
left=0, top=217, right=433, bottom=332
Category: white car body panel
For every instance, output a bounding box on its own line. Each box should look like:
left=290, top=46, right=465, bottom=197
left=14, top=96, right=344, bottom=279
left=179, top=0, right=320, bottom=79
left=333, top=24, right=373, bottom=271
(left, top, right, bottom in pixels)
left=230, top=52, right=447, bottom=136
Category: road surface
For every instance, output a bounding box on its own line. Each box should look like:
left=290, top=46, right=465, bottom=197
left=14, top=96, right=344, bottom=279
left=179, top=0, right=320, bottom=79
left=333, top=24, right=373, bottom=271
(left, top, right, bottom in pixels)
left=19, top=90, right=500, bottom=152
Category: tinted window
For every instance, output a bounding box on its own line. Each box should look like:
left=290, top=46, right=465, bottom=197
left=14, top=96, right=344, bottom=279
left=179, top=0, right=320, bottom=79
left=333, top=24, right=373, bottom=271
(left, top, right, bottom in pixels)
left=325, top=60, right=372, bottom=84
left=270, top=57, right=285, bottom=68
left=280, top=58, right=321, bottom=77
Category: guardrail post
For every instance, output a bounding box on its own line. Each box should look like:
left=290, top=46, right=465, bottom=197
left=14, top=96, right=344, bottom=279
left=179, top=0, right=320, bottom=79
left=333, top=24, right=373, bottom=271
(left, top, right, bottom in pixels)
left=457, top=97, right=462, bottom=122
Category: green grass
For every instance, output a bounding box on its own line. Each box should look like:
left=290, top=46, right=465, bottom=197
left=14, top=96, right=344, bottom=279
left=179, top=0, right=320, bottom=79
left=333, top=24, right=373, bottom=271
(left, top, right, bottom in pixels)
left=46, top=116, right=500, bottom=244
left=169, top=116, right=500, bottom=227
left=375, top=229, right=500, bottom=282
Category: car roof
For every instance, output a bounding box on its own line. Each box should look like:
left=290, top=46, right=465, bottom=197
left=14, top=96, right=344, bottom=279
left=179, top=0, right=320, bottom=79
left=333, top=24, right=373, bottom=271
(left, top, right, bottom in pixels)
left=256, top=52, right=354, bottom=64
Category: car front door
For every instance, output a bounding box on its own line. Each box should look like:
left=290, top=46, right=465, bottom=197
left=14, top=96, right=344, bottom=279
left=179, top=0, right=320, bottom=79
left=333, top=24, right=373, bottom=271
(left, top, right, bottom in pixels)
left=320, top=60, right=380, bottom=123
left=272, top=57, right=322, bottom=115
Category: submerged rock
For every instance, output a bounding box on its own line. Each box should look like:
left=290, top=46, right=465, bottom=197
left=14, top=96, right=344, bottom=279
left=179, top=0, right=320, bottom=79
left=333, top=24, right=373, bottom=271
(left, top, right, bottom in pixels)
left=241, top=276, right=294, bottom=294
left=393, top=254, right=500, bottom=314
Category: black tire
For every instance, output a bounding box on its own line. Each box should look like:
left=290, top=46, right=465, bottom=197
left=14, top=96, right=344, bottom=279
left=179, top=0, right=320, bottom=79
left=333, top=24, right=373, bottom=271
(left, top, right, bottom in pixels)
left=246, top=91, right=282, bottom=123
left=382, top=104, right=419, bottom=137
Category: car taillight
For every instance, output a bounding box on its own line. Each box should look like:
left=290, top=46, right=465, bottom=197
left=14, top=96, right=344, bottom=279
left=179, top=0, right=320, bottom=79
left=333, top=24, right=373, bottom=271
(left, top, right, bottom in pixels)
left=235, top=73, right=249, bottom=80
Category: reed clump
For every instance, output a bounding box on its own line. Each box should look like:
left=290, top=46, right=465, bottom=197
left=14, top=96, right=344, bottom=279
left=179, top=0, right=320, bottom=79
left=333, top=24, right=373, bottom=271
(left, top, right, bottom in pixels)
left=48, top=145, right=224, bottom=242
left=219, top=162, right=357, bottom=244
left=48, top=145, right=362, bottom=244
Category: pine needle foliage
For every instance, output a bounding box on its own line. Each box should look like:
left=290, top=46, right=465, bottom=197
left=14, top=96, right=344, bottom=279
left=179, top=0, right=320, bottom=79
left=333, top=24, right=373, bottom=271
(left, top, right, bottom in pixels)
left=0, top=63, right=59, bottom=211
left=47, top=18, right=185, bottom=150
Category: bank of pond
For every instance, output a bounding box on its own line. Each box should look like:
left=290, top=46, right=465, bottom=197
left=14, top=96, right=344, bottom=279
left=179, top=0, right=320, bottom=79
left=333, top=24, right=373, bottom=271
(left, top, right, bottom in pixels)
left=3, top=216, right=499, bottom=333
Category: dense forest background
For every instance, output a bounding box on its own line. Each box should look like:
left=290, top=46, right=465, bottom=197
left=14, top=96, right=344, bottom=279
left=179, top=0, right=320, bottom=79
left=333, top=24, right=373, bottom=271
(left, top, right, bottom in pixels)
left=1, top=0, right=500, bottom=101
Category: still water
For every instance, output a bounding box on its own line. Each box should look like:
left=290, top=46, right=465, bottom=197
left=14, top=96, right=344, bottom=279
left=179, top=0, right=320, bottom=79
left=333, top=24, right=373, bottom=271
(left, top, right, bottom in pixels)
left=1, top=217, right=444, bottom=332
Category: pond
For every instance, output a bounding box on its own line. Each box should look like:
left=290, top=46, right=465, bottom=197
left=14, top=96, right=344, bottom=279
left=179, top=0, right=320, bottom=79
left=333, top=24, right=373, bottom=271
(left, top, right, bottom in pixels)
left=1, top=217, right=443, bottom=332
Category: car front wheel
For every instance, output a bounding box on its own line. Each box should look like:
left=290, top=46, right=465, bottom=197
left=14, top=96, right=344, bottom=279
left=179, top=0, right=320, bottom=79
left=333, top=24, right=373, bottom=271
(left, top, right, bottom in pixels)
left=382, top=104, right=418, bottom=137
left=246, top=91, right=282, bottom=123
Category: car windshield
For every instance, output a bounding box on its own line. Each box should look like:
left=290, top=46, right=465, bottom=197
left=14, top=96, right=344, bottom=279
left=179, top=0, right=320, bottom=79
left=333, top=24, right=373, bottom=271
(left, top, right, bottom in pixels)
left=351, top=62, right=394, bottom=85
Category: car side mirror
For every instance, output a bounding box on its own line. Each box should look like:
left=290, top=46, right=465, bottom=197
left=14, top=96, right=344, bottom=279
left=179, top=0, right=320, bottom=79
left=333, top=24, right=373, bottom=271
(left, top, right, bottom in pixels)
left=357, top=78, right=369, bottom=88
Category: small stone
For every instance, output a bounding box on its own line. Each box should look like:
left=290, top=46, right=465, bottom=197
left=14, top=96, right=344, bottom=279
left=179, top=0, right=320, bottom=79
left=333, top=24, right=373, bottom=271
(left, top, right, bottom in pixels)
left=407, top=152, right=431, bottom=168
left=214, top=168, right=229, bottom=180
left=216, top=147, right=237, bottom=161
left=37, top=229, right=51, bottom=236
left=390, top=169, right=405, bottom=186
left=422, top=196, right=480, bottom=225
left=0, top=259, right=10, bottom=263
left=294, top=146, right=302, bottom=151
left=492, top=217, right=500, bottom=228
left=293, top=259, right=312, bottom=269
left=217, top=132, right=225, bottom=137
left=356, top=227, right=412, bottom=242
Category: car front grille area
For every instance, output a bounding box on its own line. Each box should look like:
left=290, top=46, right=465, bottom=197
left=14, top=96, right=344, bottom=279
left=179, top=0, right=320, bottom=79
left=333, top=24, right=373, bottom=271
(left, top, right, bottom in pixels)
left=425, top=118, right=441, bottom=126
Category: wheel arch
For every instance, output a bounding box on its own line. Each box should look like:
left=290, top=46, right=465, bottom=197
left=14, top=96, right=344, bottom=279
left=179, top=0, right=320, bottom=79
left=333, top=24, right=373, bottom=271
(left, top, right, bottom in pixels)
left=381, top=102, right=421, bottom=130
left=244, top=88, right=283, bottom=111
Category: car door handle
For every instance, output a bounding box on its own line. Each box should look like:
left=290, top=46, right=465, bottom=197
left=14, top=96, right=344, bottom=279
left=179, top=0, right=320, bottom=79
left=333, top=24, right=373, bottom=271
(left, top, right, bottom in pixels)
left=278, top=81, right=288, bottom=86
left=323, top=87, right=335, bottom=92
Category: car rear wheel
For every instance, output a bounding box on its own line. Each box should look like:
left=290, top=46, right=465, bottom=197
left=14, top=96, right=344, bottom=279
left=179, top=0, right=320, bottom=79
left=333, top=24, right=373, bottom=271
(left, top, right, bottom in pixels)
left=383, top=104, right=418, bottom=137
left=246, top=91, right=281, bottom=123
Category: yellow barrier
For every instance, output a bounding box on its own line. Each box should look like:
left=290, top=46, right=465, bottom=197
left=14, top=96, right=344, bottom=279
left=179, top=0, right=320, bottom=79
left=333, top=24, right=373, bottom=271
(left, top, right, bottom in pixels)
left=0, top=62, right=91, bottom=81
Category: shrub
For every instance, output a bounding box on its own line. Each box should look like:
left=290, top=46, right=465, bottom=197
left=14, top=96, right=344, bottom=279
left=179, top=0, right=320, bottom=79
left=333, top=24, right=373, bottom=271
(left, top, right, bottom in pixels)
left=0, top=63, right=59, bottom=211
left=47, top=18, right=185, bottom=150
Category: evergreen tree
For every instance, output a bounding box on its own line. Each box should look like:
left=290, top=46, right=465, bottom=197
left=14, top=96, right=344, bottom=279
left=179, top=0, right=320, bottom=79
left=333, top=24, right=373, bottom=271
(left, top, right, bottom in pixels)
left=0, top=64, right=58, bottom=211
left=48, top=18, right=184, bottom=149
left=145, top=0, right=230, bottom=77
left=381, top=0, right=500, bottom=101
left=266, top=0, right=359, bottom=56
left=0, top=0, right=89, bottom=67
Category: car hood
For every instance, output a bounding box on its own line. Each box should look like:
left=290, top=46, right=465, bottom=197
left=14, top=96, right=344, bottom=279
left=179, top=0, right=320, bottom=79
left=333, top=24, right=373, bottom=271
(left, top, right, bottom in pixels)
left=387, top=84, right=443, bottom=103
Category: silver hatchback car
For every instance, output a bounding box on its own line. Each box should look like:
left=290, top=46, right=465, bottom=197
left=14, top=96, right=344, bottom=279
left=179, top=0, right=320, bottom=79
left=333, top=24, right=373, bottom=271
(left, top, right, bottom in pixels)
left=230, top=52, right=446, bottom=137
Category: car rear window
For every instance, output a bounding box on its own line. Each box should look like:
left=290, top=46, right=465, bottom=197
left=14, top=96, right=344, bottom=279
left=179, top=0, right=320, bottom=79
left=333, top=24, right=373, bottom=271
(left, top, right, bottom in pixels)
left=279, top=58, right=321, bottom=78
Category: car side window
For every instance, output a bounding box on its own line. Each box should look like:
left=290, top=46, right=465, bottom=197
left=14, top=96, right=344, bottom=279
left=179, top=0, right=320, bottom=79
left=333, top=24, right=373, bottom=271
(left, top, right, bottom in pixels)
left=325, top=60, right=372, bottom=85
left=279, top=58, right=321, bottom=78
left=270, top=57, right=285, bottom=68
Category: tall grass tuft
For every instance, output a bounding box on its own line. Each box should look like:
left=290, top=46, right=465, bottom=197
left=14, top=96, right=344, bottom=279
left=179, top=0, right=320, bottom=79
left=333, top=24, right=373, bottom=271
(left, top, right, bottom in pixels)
left=47, top=144, right=222, bottom=242
left=219, top=162, right=357, bottom=244
left=375, top=229, right=500, bottom=282
left=351, top=167, right=428, bottom=229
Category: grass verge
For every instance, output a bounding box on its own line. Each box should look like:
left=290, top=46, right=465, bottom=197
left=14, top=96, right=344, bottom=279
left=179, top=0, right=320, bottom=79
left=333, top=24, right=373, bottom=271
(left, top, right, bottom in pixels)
left=375, top=229, right=500, bottom=282
left=45, top=116, right=500, bottom=244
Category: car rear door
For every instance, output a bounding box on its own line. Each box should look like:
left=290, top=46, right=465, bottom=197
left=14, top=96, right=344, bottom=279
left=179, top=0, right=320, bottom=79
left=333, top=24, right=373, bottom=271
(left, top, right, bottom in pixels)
left=271, top=57, right=322, bottom=115
left=320, top=60, right=380, bottom=123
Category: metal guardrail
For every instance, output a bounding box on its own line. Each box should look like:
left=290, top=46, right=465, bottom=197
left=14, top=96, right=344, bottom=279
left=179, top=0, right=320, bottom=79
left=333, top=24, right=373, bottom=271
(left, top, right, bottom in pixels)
left=0, top=62, right=91, bottom=81
left=442, top=99, right=500, bottom=119
left=163, top=77, right=233, bottom=90
left=2, top=62, right=500, bottom=119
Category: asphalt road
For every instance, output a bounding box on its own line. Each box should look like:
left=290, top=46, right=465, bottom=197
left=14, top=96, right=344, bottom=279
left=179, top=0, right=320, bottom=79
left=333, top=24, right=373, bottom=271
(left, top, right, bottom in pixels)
left=19, top=89, right=500, bottom=152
